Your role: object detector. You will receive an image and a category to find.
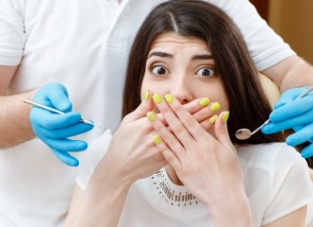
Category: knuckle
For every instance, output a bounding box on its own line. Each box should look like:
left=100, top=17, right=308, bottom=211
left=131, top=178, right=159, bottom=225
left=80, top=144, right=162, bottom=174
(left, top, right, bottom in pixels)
left=164, top=134, right=179, bottom=148
left=171, top=122, right=185, bottom=134
left=181, top=117, right=194, bottom=127
left=139, top=123, right=152, bottom=134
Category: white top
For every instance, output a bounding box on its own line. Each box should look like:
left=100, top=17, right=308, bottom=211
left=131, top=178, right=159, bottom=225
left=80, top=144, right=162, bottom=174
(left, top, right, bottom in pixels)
left=77, top=131, right=313, bottom=227
left=0, top=0, right=296, bottom=226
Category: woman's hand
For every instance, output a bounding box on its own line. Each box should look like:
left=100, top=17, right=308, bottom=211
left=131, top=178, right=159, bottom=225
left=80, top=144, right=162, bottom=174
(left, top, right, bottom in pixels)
left=100, top=91, right=221, bottom=184
left=148, top=94, right=253, bottom=226
left=101, top=92, right=166, bottom=183
left=68, top=92, right=224, bottom=227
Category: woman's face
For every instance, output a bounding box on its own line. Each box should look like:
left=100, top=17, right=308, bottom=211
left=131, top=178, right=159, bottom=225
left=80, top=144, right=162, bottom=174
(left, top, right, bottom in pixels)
left=141, top=32, right=229, bottom=125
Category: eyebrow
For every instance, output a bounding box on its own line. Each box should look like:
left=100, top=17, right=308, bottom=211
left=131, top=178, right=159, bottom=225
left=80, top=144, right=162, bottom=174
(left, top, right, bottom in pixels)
left=148, top=51, right=173, bottom=59
left=192, top=54, right=213, bottom=60
left=148, top=51, right=213, bottom=60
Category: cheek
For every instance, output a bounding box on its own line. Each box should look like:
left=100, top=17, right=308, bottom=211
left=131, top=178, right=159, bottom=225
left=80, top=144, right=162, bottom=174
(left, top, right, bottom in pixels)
left=217, top=93, right=229, bottom=111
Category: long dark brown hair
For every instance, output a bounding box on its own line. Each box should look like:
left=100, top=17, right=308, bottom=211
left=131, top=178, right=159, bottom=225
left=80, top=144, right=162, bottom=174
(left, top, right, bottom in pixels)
left=122, top=0, right=283, bottom=144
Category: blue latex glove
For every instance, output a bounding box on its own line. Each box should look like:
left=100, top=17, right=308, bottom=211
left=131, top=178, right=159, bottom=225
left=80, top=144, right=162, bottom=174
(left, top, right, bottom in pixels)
left=262, top=87, right=313, bottom=158
left=30, top=82, right=94, bottom=166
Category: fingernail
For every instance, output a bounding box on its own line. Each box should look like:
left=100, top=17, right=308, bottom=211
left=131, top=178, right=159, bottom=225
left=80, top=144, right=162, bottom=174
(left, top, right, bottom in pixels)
left=200, top=97, right=210, bottom=107
left=147, top=111, right=156, bottom=122
left=145, top=89, right=150, bottom=101
left=210, top=102, right=220, bottom=111
left=153, top=94, right=162, bottom=104
left=209, top=114, right=218, bottom=124
left=153, top=135, right=161, bottom=145
left=164, top=94, right=174, bottom=104
left=222, top=111, right=229, bottom=123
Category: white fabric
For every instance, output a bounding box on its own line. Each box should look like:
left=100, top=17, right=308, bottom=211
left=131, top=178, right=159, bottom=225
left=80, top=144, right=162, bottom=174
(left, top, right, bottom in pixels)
left=77, top=133, right=313, bottom=227
left=0, top=0, right=296, bottom=226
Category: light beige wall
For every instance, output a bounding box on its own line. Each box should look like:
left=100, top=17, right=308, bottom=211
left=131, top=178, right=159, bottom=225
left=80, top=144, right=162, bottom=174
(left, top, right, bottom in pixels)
left=269, top=0, right=313, bottom=64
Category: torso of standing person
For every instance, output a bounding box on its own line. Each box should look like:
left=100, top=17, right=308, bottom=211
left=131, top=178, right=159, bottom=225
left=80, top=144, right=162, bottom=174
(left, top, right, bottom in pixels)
left=0, top=0, right=295, bottom=226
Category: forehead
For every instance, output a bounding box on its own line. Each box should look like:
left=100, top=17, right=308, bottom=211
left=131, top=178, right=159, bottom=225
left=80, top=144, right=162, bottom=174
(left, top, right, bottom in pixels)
left=149, top=32, right=210, bottom=53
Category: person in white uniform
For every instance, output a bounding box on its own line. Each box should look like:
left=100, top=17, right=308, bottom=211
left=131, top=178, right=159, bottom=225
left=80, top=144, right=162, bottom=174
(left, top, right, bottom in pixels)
left=64, top=1, right=313, bottom=226
left=1, top=0, right=313, bottom=226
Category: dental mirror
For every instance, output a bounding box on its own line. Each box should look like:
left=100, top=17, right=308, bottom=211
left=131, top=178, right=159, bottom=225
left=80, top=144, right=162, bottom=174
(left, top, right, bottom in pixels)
left=235, top=86, right=313, bottom=140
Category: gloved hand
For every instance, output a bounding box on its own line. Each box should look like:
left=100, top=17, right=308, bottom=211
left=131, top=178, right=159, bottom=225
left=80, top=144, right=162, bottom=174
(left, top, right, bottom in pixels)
left=30, top=82, right=94, bottom=166
left=262, top=87, right=313, bottom=158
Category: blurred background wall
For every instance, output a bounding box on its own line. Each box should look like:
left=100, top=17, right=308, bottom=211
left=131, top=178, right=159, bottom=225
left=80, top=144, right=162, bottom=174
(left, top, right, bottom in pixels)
left=250, top=0, right=313, bottom=64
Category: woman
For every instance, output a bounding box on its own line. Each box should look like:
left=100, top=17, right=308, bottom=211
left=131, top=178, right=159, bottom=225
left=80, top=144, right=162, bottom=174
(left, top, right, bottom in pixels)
left=64, top=1, right=313, bottom=226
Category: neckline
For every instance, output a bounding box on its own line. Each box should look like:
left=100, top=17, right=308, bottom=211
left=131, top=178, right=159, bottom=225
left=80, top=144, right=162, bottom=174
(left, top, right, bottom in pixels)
left=152, top=168, right=199, bottom=206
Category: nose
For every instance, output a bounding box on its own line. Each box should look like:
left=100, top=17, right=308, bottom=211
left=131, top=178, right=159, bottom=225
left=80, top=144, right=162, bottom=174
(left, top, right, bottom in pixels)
left=170, top=77, right=193, bottom=104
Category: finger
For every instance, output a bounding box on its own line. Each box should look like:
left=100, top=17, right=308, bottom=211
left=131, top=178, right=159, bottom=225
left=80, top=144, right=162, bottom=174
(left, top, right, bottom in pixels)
left=48, top=87, right=72, bottom=112
left=286, top=122, right=313, bottom=146
left=39, top=137, right=88, bottom=152
left=213, top=111, right=232, bottom=149
left=269, top=96, right=313, bottom=122
left=152, top=135, right=181, bottom=170
left=155, top=94, right=208, bottom=144
left=35, top=122, right=93, bottom=139
left=300, top=143, right=313, bottom=158
left=261, top=121, right=288, bottom=134
left=123, top=89, right=155, bottom=123
left=183, top=97, right=210, bottom=114
left=156, top=97, right=217, bottom=127
left=147, top=111, right=186, bottom=161
left=152, top=94, right=197, bottom=146
left=30, top=110, right=83, bottom=129
left=262, top=108, right=313, bottom=134
left=292, top=125, right=304, bottom=133
left=34, top=82, right=73, bottom=112
left=273, top=87, right=310, bottom=109
left=190, top=101, right=221, bottom=125
left=52, top=148, right=80, bottom=167
left=199, top=115, right=216, bottom=131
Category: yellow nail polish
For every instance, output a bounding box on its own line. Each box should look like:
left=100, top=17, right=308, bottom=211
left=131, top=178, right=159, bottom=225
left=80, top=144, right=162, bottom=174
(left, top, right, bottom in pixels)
left=222, top=111, right=229, bottom=123
left=209, top=114, right=218, bottom=124
left=200, top=97, right=210, bottom=107
left=145, top=89, right=150, bottom=101
left=153, top=135, right=161, bottom=145
left=210, top=102, right=220, bottom=111
left=164, top=94, right=174, bottom=104
left=147, top=111, right=156, bottom=122
left=153, top=94, right=162, bottom=104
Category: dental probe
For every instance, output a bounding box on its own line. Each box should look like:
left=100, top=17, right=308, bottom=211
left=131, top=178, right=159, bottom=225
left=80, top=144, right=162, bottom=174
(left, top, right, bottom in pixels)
left=23, top=99, right=104, bottom=129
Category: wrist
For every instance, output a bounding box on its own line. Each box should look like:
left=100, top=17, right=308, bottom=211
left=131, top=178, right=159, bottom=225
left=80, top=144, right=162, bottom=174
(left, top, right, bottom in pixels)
left=209, top=191, right=253, bottom=227
left=91, top=157, right=135, bottom=191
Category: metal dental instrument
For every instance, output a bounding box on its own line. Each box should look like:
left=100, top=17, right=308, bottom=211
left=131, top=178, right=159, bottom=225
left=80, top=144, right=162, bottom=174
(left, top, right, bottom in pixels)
left=23, top=99, right=104, bottom=129
left=235, top=86, right=313, bottom=140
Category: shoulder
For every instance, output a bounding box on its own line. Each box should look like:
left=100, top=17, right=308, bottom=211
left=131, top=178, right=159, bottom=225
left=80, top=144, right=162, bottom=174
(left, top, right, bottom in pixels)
left=0, top=0, right=26, bottom=65
left=236, top=142, right=307, bottom=171
left=236, top=142, right=312, bottom=196
left=236, top=142, right=311, bottom=186
left=236, top=143, right=313, bottom=225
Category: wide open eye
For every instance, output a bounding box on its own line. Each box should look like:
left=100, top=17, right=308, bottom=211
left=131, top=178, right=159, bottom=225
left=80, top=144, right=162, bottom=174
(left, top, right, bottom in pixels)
left=151, top=66, right=168, bottom=76
left=196, top=67, right=216, bottom=77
